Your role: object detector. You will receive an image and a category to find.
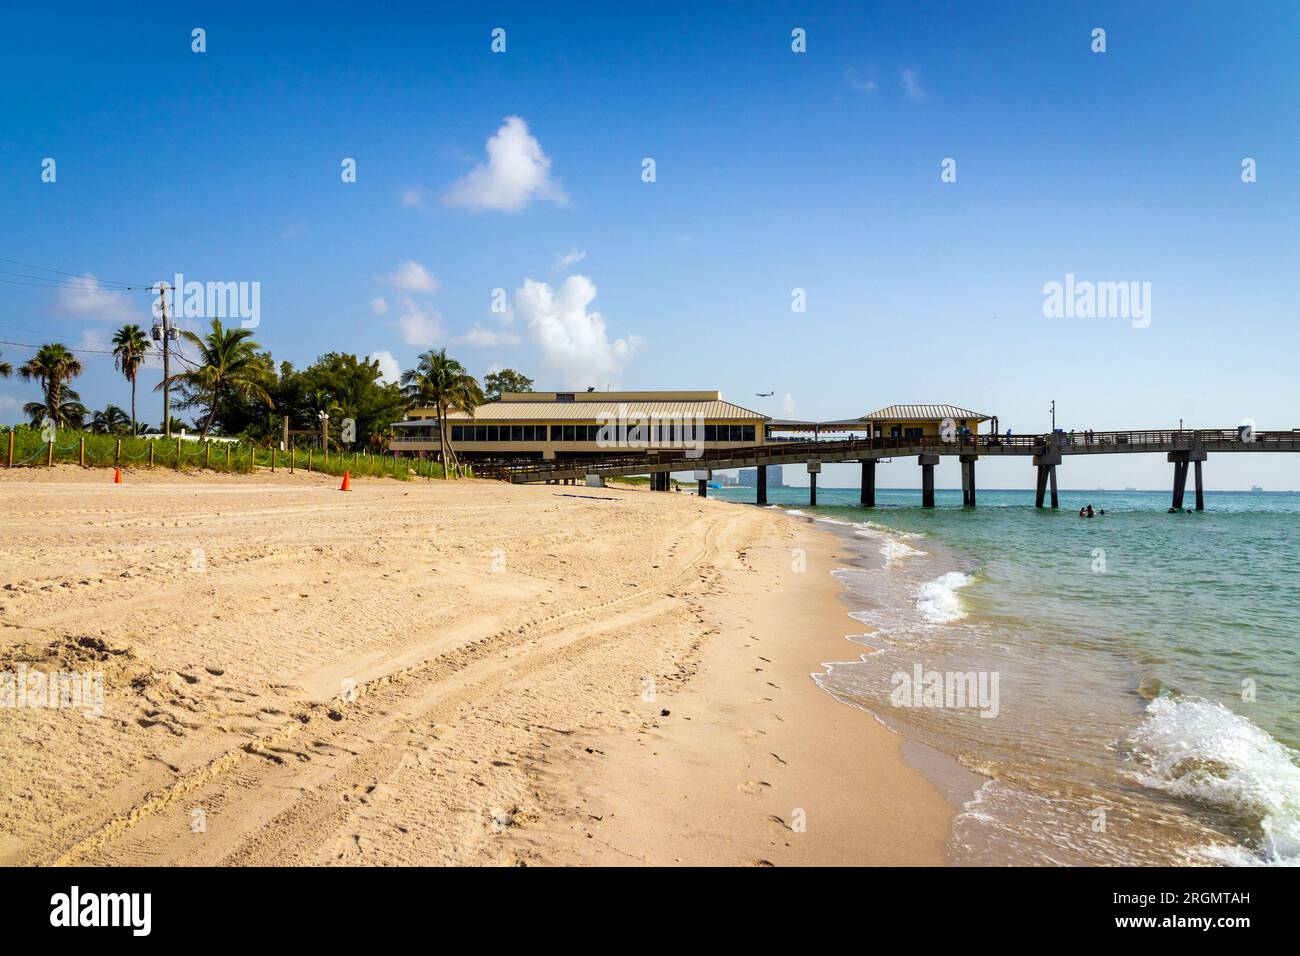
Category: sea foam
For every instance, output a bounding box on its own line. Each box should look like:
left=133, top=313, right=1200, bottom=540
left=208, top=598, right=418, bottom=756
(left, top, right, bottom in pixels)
left=1128, top=695, right=1300, bottom=865
left=915, top=571, right=972, bottom=623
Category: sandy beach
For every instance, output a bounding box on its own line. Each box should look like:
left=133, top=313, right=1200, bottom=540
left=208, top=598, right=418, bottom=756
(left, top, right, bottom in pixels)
left=0, top=467, right=950, bottom=866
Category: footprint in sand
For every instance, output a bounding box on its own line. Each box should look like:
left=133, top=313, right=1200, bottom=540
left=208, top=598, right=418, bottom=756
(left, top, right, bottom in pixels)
left=334, top=833, right=364, bottom=859
left=738, top=780, right=771, bottom=795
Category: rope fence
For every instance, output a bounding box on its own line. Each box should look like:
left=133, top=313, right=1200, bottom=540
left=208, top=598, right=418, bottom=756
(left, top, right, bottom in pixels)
left=0, top=429, right=464, bottom=481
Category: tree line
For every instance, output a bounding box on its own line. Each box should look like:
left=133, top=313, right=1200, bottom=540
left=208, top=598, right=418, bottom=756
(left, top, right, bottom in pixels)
left=0, top=319, right=535, bottom=463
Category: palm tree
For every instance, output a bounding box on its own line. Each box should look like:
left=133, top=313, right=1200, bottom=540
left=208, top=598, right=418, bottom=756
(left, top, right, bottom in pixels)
left=90, top=405, right=131, bottom=435
left=301, top=388, right=342, bottom=447
left=400, top=349, right=483, bottom=478
left=111, top=324, right=151, bottom=435
left=160, top=319, right=272, bottom=439
left=0, top=350, right=12, bottom=378
left=25, top=393, right=87, bottom=430
left=18, top=344, right=83, bottom=428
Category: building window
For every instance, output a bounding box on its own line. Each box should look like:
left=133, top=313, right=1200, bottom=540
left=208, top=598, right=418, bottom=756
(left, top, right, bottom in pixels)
left=742, top=425, right=755, bottom=442
left=451, top=425, right=464, bottom=442
left=556, top=393, right=575, bottom=402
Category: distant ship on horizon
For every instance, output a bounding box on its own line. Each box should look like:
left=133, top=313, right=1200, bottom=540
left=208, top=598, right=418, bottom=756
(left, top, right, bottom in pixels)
left=1251, top=485, right=1264, bottom=493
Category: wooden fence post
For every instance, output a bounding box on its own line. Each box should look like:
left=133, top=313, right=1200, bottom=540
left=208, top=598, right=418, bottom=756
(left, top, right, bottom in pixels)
left=270, top=444, right=276, bottom=472
left=205, top=443, right=211, bottom=468
left=226, top=444, right=231, bottom=468
left=79, top=436, right=85, bottom=467
left=149, top=442, right=155, bottom=467
left=290, top=443, right=295, bottom=474
left=175, top=437, right=182, bottom=470
left=115, top=438, right=121, bottom=467
left=47, top=441, right=53, bottom=467
left=6, top=430, right=13, bottom=467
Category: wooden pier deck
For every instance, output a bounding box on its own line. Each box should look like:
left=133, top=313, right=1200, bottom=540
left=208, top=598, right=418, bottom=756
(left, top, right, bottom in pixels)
left=478, top=428, right=1300, bottom=510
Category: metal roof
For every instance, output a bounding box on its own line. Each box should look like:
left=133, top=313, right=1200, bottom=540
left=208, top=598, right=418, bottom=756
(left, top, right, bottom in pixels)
left=767, top=419, right=869, bottom=431
left=863, top=404, right=991, bottom=421
left=410, top=399, right=770, bottom=422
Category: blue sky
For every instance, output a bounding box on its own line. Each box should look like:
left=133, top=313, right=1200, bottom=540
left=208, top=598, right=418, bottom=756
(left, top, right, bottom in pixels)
left=1, top=1, right=1297, bottom=489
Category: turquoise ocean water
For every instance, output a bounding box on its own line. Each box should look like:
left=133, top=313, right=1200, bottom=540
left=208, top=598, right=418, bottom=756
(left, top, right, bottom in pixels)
left=714, top=485, right=1300, bottom=866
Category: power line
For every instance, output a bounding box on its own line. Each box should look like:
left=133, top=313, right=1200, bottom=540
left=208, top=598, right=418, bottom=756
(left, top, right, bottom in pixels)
left=0, top=336, right=132, bottom=356
left=0, top=256, right=154, bottom=290
left=0, top=275, right=153, bottom=293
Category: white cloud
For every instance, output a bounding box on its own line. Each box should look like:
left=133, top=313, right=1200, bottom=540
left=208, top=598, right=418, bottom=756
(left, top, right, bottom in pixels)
left=902, top=67, right=926, bottom=101
left=844, top=67, right=877, bottom=94
left=368, top=350, right=401, bottom=385
left=552, top=247, right=586, bottom=272
left=53, top=274, right=143, bottom=323
left=452, top=325, right=521, bottom=348
left=0, top=394, right=19, bottom=414
left=513, top=275, right=641, bottom=386
left=388, top=261, right=438, bottom=294
left=782, top=393, right=796, bottom=416
left=443, top=116, right=567, bottom=213
left=395, top=297, right=444, bottom=347
left=370, top=296, right=390, bottom=315
left=401, top=188, right=428, bottom=210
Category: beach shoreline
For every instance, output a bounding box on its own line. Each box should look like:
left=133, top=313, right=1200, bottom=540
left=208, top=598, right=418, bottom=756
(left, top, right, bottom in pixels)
left=0, top=468, right=952, bottom=866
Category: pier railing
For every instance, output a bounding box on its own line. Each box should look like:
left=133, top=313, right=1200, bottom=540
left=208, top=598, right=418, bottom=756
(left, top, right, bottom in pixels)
left=476, top=428, right=1300, bottom=483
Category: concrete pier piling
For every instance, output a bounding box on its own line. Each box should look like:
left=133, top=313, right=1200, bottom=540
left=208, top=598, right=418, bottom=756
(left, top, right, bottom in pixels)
left=859, top=459, right=875, bottom=507
left=918, top=454, right=939, bottom=507
left=1033, top=447, right=1062, bottom=508
left=960, top=454, right=978, bottom=507
left=1168, top=449, right=1207, bottom=510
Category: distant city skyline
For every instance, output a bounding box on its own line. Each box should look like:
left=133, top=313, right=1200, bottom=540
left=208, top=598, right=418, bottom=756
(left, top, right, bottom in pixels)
left=2, top=2, right=1297, bottom=489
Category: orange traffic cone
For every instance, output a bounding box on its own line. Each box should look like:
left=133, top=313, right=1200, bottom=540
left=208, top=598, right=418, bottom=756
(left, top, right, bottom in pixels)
left=113, top=467, right=122, bottom=484
left=340, top=471, right=350, bottom=492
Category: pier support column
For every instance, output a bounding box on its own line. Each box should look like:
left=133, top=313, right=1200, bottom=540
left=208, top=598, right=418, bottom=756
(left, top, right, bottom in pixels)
left=808, top=460, right=821, bottom=507
left=1167, top=449, right=1206, bottom=511
left=1033, top=451, right=1062, bottom=508
left=694, top=468, right=710, bottom=499
left=918, top=454, right=939, bottom=508
left=859, top=460, right=876, bottom=507
left=757, top=464, right=768, bottom=505
left=960, top=455, right=978, bottom=507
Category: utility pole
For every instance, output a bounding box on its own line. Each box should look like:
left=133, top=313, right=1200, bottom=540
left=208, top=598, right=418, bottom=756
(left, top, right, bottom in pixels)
left=156, top=282, right=173, bottom=439
left=1050, top=399, right=1056, bottom=433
